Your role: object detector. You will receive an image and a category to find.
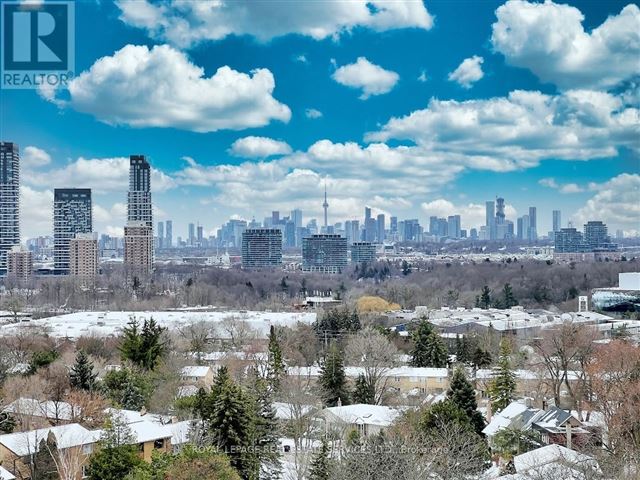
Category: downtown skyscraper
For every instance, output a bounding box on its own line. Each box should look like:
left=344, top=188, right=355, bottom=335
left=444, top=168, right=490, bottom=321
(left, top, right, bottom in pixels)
left=125, top=155, right=153, bottom=276
left=54, top=189, right=92, bottom=274
left=0, top=142, right=20, bottom=273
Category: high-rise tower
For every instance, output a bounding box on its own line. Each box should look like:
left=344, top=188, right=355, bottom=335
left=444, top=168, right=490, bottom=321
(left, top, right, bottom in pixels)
left=0, top=142, right=20, bottom=273
left=127, top=155, right=152, bottom=228
left=54, top=189, right=92, bottom=274
left=322, top=183, right=329, bottom=229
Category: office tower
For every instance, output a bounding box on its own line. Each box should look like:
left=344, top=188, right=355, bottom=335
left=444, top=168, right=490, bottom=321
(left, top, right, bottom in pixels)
left=584, top=221, right=616, bottom=251
left=429, top=216, right=438, bottom=235
left=485, top=201, right=495, bottom=240
left=6, top=246, right=32, bottom=280
left=302, top=234, right=348, bottom=273
left=322, top=185, right=329, bottom=229
left=127, top=155, right=152, bottom=228
left=528, top=206, right=537, bottom=241
left=272, top=211, right=280, bottom=226
left=350, top=220, right=360, bottom=245
left=470, top=228, right=478, bottom=239
left=351, top=242, right=376, bottom=264
left=345, top=220, right=353, bottom=245
left=241, top=228, right=282, bottom=268
left=555, top=228, right=586, bottom=253
left=0, top=142, right=20, bottom=273
left=69, top=233, right=98, bottom=278
left=376, top=214, right=385, bottom=243
left=495, top=197, right=505, bottom=224
left=165, top=220, right=173, bottom=248
left=188, top=223, right=195, bottom=246
left=157, top=221, right=164, bottom=249
left=403, top=219, right=421, bottom=242
left=447, top=215, right=461, bottom=239
left=124, top=221, right=154, bottom=276
left=552, top=210, right=561, bottom=233
left=616, top=229, right=624, bottom=240
left=197, top=225, right=204, bottom=245
left=291, top=209, right=303, bottom=229
left=521, top=215, right=530, bottom=242
left=390, top=216, right=398, bottom=234
left=282, top=220, right=294, bottom=247
left=54, top=188, right=92, bottom=274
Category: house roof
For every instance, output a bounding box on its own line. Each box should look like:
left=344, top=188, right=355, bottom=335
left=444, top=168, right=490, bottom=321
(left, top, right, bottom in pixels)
left=514, top=444, right=598, bottom=475
left=483, top=401, right=540, bottom=437
left=3, top=398, right=81, bottom=421
left=287, top=366, right=448, bottom=379
left=323, top=404, right=401, bottom=427
left=181, top=366, right=211, bottom=378
left=0, top=424, right=99, bottom=456
left=273, top=402, right=314, bottom=420
left=168, top=421, right=192, bottom=445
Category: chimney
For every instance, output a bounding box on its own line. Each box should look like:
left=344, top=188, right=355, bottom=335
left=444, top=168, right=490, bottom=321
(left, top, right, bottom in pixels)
left=566, top=423, right=572, bottom=450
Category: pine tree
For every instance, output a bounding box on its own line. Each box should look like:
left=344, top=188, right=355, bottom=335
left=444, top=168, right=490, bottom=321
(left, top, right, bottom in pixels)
left=488, top=339, right=517, bottom=414
left=251, top=375, right=282, bottom=480
left=197, top=367, right=258, bottom=479
left=119, top=317, right=167, bottom=371
left=33, top=432, right=58, bottom=480
left=318, top=343, right=350, bottom=407
left=479, top=286, right=492, bottom=309
left=455, top=335, right=471, bottom=364
left=409, top=320, right=448, bottom=368
left=120, top=381, right=145, bottom=410
left=502, top=283, right=518, bottom=309
left=267, top=325, right=285, bottom=393
left=309, top=438, right=332, bottom=480
left=69, top=350, right=98, bottom=392
left=352, top=373, right=375, bottom=404
left=447, top=367, right=485, bottom=435
left=472, top=346, right=492, bottom=368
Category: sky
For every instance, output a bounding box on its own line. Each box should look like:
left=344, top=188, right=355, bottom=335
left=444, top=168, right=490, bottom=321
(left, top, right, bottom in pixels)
left=1, top=0, right=639, bottom=240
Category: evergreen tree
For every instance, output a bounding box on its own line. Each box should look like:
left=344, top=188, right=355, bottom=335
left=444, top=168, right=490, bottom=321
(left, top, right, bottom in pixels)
left=479, top=286, right=492, bottom=309
left=32, top=432, right=58, bottom=480
left=455, top=335, right=471, bottom=364
left=309, top=438, right=332, bottom=480
left=119, top=317, right=167, bottom=370
left=401, top=260, right=412, bottom=276
left=318, top=343, right=350, bottom=407
left=447, top=367, right=485, bottom=435
left=409, top=320, right=448, bottom=368
left=472, top=346, right=492, bottom=368
left=88, top=414, right=143, bottom=480
left=352, top=373, right=375, bottom=404
left=196, top=367, right=258, bottom=479
left=502, top=283, right=518, bottom=309
left=120, top=381, right=145, bottom=410
left=488, top=339, right=517, bottom=414
left=266, top=325, right=285, bottom=393
left=69, top=350, right=98, bottom=392
left=251, top=375, right=282, bottom=480
left=420, top=399, right=473, bottom=433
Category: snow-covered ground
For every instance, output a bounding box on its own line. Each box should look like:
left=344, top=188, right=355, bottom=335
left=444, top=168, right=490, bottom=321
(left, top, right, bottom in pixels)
left=0, top=310, right=316, bottom=339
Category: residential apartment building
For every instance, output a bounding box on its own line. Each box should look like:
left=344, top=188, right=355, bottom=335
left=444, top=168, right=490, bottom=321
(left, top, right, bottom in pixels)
left=69, top=233, right=99, bottom=277
left=302, top=234, right=347, bottom=273
left=241, top=228, right=282, bottom=268
left=0, top=142, right=20, bottom=274
left=6, top=246, right=32, bottom=280
left=124, top=221, right=154, bottom=277
left=53, top=189, right=92, bottom=275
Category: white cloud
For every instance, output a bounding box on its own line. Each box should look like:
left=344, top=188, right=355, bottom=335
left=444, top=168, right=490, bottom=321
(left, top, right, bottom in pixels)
left=20, top=186, right=52, bottom=240
left=115, top=0, right=433, bottom=47
left=448, top=55, right=484, bottom=89
left=24, top=156, right=176, bottom=194
left=229, top=136, right=292, bottom=158
left=294, top=54, right=308, bottom=64
left=538, top=177, right=585, bottom=193
left=42, top=44, right=291, bottom=133
left=367, top=89, right=639, bottom=169
left=22, top=146, right=51, bottom=168
left=305, top=108, right=323, bottom=119
left=572, top=173, right=640, bottom=231
left=332, top=57, right=399, bottom=99
left=421, top=198, right=517, bottom=230
left=418, top=70, right=428, bottom=82
left=491, top=1, right=640, bottom=90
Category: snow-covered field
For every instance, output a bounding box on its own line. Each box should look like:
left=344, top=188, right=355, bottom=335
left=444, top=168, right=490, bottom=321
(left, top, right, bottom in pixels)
left=0, top=310, right=316, bottom=339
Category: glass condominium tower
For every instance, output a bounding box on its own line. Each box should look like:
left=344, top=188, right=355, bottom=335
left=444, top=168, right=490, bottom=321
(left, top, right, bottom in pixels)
left=0, top=142, right=20, bottom=273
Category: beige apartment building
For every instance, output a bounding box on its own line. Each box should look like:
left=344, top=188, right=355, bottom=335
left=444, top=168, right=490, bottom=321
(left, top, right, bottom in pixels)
left=69, top=232, right=98, bottom=278
left=6, top=246, right=32, bottom=280
left=124, top=221, right=153, bottom=276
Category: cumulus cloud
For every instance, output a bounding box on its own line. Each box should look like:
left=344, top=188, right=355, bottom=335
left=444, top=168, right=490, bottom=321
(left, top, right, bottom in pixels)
left=332, top=57, right=400, bottom=99
left=115, top=0, right=433, bottom=47
left=538, top=178, right=585, bottom=194
left=24, top=156, right=175, bottom=193
left=20, top=186, right=53, bottom=240
left=305, top=108, right=323, bottom=119
left=22, top=146, right=51, bottom=168
left=572, top=173, right=640, bottom=231
left=492, top=1, right=640, bottom=90
left=448, top=55, right=484, bottom=88
left=42, top=44, right=291, bottom=133
left=229, top=136, right=292, bottom=158
left=367, top=89, right=639, bottom=169
left=421, top=198, right=517, bottom=230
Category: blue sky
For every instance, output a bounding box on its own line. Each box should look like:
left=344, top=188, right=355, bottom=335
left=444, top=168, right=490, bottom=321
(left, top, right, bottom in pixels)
left=1, top=0, right=639, bottom=239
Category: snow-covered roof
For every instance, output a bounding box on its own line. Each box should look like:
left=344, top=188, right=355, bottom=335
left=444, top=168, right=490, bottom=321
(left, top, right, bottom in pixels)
left=0, top=310, right=316, bottom=339
left=181, top=366, right=211, bottom=378
left=475, top=369, right=579, bottom=381
left=0, top=466, right=15, bottom=480
left=0, top=424, right=99, bottom=456
left=177, top=385, right=199, bottom=398
left=514, top=444, right=598, bottom=477
left=287, top=366, right=448, bottom=379
left=104, top=408, right=171, bottom=426
left=128, top=421, right=173, bottom=443
left=3, top=398, right=81, bottom=421
left=483, top=401, right=539, bottom=437
left=273, top=402, right=314, bottom=420
left=167, top=421, right=191, bottom=445
left=323, top=404, right=401, bottom=427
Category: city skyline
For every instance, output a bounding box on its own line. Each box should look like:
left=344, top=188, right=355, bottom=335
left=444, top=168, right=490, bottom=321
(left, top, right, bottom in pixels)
left=1, top=0, right=638, bottom=240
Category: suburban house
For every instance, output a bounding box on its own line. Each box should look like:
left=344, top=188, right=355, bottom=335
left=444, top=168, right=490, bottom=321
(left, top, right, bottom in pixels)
left=319, top=404, right=402, bottom=438
left=3, top=398, right=82, bottom=429
left=498, top=444, right=600, bottom=479
left=0, top=423, right=100, bottom=480
left=180, top=366, right=215, bottom=389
